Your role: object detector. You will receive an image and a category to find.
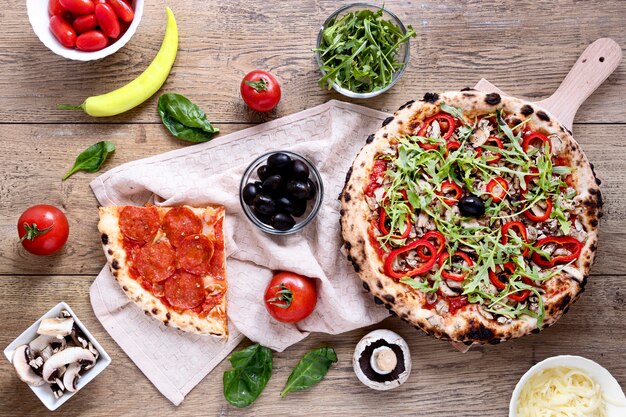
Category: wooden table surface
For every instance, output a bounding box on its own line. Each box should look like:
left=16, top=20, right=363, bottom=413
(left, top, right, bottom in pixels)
left=1, top=1, right=625, bottom=415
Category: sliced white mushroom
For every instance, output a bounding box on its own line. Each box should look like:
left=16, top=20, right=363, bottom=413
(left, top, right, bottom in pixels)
left=29, top=334, right=66, bottom=355
left=353, top=329, right=411, bottom=391
left=50, top=382, right=64, bottom=399
left=12, top=345, right=45, bottom=386
left=37, top=317, right=74, bottom=337
left=42, top=347, right=95, bottom=384
left=62, top=363, right=82, bottom=393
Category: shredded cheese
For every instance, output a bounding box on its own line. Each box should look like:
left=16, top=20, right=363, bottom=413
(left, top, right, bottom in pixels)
left=517, top=367, right=607, bottom=417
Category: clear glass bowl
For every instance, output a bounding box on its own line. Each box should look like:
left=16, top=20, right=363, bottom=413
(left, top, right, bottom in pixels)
left=315, top=3, right=411, bottom=99
left=239, top=151, right=324, bottom=235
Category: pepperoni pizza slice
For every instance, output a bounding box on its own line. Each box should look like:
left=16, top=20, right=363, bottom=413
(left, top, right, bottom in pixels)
left=98, top=205, right=228, bottom=338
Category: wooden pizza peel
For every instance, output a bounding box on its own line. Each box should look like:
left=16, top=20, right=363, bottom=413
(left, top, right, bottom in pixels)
left=450, top=38, right=622, bottom=353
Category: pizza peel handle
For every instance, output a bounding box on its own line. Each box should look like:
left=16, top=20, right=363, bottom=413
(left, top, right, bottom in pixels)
left=536, top=38, right=622, bottom=130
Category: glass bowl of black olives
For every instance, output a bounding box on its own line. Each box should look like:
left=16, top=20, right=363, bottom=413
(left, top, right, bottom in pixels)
left=239, top=151, right=324, bottom=234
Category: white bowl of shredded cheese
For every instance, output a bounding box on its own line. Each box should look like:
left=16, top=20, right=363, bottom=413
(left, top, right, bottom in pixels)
left=510, top=355, right=625, bottom=417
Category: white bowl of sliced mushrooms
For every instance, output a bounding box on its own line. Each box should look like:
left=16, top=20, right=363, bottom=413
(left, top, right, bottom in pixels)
left=3, top=302, right=111, bottom=411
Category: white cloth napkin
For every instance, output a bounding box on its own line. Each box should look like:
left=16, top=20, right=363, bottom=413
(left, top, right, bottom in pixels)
left=89, top=100, right=391, bottom=405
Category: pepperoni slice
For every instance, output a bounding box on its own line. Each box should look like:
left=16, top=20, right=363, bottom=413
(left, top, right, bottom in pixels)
left=135, top=240, right=176, bottom=283
left=164, top=272, right=205, bottom=310
left=177, top=235, right=214, bottom=275
left=163, top=207, right=203, bottom=247
left=119, top=206, right=160, bottom=243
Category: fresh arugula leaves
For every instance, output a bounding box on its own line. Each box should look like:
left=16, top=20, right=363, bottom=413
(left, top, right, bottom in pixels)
left=62, top=140, right=115, bottom=180
left=158, top=93, right=219, bottom=143
left=314, top=8, right=416, bottom=93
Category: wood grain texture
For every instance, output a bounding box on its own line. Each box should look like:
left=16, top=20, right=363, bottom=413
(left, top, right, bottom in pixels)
left=1, top=0, right=625, bottom=415
left=0, top=275, right=623, bottom=416
left=0, top=0, right=624, bottom=124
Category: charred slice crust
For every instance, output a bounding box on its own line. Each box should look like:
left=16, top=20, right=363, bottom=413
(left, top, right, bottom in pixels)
left=340, top=91, right=601, bottom=345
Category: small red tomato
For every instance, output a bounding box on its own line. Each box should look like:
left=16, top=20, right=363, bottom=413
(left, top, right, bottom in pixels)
left=264, top=272, right=317, bottom=323
left=94, top=3, right=121, bottom=38
left=18, top=205, right=69, bottom=256
left=72, top=14, right=97, bottom=34
left=49, top=15, right=76, bottom=48
left=107, top=0, right=134, bottom=23
left=48, top=0, right=66, bottom=16
left=76, top=30, right=108, bottom=51
left=59, top=0, right=94, bottom=15
left=240, top=70, right=281, bottom=112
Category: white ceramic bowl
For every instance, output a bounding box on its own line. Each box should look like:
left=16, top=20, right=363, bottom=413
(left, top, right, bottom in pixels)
left=3, top=302, right=112, bottom=411
left=27, top=0, right=144, bottom=61
left=509, top=355, right=626, bottom=417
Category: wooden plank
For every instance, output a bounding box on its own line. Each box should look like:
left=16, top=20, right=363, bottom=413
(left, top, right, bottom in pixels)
left=0, top=274, right=623, bottom=416
left=0, top=123, right=623, bottom=275
left=0, top=0, right=624, bottom=124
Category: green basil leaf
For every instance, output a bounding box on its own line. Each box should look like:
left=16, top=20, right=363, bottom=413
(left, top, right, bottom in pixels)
left=62, top=140, right=115, bottom=180
left=223, top=344, right=273, bottom=408
left=280, top=346, right=337, bottom=397
left=157, top=93, right=219, bottom=143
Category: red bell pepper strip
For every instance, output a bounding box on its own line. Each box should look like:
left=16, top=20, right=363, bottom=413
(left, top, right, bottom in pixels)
left=501, top=221, right=529, bottom=257
left=488, top=262, right=532, bottom=302
left=417, top=113, right=456, bottom=150
left=476, top=136, right=504, bottom=165
left=365, top=159, right=387, bottom=197
left=486, top=176, right=509, bottom=203
left=384, top=239, right=437, bottom=280
left=531, top=236, right=583, bottom=268
left=378, top=208, right=411, bottom=239
left=417, top=231, right=446, bottom=260
left=437, top=180, right=463, bottom=205
left=522, top=167, right=553, bottom=222
left=522, top=131, right=552, bottom=153
left=445, top=141, right=461, bottom=156
left=438, top=251, right=474, bottom=282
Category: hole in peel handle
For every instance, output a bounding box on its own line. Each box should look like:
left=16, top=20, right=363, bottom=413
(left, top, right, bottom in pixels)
left=536, top=38, right=622, bottom=131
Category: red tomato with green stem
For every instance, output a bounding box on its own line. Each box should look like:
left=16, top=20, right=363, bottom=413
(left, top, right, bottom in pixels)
left=94, top=3, right=120, bottom=38
left=49, top=15, right=77, bottom=48
left=76, top=30, right=108, bottom=51
left=59, top=0, right=95, bottom=15
left=18, top=205, right=69, bottom=256
left=240, top=70, right=281, bottom=112
left=264, top=272, right=317, bottom=323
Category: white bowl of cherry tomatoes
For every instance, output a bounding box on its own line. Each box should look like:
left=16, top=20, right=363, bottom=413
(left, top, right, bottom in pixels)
left=27, top=0, right=144, bottom=61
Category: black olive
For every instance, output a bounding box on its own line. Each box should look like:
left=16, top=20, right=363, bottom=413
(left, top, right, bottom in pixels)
left=305, top=178, right=317, bottom=200
left=291, top=160, right=310, bottom=181
left=242, top=182, right=261, bottom=205
left=252, top=194, right=276, bottom=216
left=271, top=213, right=296, bottom=231
left=276, top=196, right=307, bottom=217
left=286, top=180, right=310, bottom=200
left=253, top=208, right=272, bottom=225
left=257, top=165, right=275, bottom=181
left=458, top=195, right=485, bottom=217
left=267, top=152, right=292, bottom=170
left=261, top=175, right=284, bottom=195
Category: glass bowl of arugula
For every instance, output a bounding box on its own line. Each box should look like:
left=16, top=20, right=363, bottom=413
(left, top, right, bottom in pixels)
left=315, top=3, right=415, bottom=99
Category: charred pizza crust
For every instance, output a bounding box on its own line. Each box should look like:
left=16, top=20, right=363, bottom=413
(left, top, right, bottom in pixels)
left=340, top=91, right=602, bottom=345
left=98, top=206, right=228, bottom=338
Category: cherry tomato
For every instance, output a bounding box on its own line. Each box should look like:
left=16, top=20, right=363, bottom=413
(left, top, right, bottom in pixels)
left=95, top=3, right=120, bottom=38
left=240, top=70, right=281, bottom=112
left=18, top=205, right=69, bottom=256
left=264, top=272, right=317, bottom=323
left=59, top=0, right=95, bottom=15
left=72, top=14, right=97, bottom=34
left=48, top=0, right=67, bottom=16
left=49, top=15, right=77, bottom=48
left=107, top=0, right=135, bottom=23
left=76, top=30, right=108, bottom=51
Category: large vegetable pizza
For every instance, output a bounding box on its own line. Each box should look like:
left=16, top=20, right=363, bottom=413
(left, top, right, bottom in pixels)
left=98, top=205, right=228, bottom=337
left=340, top=91, right=602, bottom=345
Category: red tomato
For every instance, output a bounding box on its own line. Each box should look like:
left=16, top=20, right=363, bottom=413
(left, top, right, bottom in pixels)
left=49, top=15, right=76, bottom=48
left=18, top=205, right=69, bottom=256
left=240, top=70, right=281, bottom=112
left=48, top=0, right=66, bottom=16
left=59, top=0, right=94, bottom=15
left=107, top=0, right=134, bottom=23
left=95, top=3, right=120, bottom=38
left=264, top=272, right=317, bottom=323
left=72, top=14, right=97, bottom=34
left=76, top=30, right=108, bottom=51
